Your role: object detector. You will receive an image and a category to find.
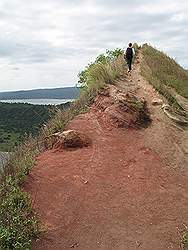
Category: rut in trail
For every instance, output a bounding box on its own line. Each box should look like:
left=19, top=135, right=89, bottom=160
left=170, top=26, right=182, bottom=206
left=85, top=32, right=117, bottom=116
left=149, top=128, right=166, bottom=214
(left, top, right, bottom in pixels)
left=24, top=52, right=188, bottom=250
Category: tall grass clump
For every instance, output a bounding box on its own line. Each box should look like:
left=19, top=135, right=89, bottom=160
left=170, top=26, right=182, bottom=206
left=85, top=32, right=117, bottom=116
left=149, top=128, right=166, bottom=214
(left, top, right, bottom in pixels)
left=78, top=48, right=124, bottom=87
left=141, top=44, right=188, bottom=111
left=133, top=43, right=140, bottom=56
left=0, top=137, right=39, bottom=184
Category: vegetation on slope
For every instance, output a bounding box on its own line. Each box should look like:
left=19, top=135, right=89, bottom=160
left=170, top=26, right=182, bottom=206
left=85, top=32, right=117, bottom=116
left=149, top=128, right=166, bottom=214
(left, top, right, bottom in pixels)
left=0, top=178, right=38, bottom=249
left=141, top=44, right=188, bottom=111
left=0, top=48, right=126, bottom=249
left=0, top=138, right=40, bottom=249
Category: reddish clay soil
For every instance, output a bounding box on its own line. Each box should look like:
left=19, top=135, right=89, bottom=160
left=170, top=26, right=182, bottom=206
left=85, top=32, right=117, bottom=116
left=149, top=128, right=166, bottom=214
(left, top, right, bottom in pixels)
left=24, top=55, right=188, bottom=250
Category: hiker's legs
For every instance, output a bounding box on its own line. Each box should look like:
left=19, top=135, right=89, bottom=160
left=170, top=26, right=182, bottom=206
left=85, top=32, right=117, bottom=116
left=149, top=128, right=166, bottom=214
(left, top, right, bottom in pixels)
left=128, top=58, right=132, bottom=71
left=126, top=58, right=132, bottom=72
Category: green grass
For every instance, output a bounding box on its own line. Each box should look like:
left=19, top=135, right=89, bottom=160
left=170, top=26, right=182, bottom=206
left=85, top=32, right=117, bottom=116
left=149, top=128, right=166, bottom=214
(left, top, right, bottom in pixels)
left=0, top=177, right=39, bottom=249
left=141, top=44, right=188, bottom=111
left=0, top=136, right=40, bottom=249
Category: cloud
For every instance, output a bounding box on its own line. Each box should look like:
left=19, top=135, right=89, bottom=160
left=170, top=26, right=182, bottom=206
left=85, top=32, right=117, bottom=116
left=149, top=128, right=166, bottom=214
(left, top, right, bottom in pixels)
left=0, top=0, right=187, bottom=91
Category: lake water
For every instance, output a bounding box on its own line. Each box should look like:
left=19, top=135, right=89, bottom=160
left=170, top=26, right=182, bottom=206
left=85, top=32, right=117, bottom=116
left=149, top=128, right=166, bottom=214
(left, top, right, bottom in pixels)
left=0, top=99, right=74, bottom=105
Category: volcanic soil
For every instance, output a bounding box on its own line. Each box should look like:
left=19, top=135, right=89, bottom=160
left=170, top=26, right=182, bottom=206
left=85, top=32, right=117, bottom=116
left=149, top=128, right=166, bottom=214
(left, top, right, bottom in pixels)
left=23, top=53, right=188, bottom=250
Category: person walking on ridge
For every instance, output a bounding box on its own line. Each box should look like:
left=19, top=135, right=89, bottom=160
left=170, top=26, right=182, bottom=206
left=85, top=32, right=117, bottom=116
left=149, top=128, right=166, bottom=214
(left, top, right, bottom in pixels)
left=125, top=43, right=135, bottom=73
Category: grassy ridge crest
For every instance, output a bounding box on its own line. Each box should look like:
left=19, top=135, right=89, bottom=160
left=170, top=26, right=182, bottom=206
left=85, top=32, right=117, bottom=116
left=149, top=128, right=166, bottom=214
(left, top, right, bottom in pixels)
left=141, top=44, right=188, bottom=111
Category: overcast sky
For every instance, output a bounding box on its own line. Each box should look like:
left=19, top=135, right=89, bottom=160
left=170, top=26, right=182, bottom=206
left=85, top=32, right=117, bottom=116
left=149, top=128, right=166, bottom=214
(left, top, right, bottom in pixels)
left=0, top=0, right=187, bottom=91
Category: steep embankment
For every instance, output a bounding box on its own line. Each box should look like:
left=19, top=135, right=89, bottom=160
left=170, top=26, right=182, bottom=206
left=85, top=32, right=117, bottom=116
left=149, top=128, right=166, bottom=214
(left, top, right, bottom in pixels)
left=24, top=49, right=188, bottom=250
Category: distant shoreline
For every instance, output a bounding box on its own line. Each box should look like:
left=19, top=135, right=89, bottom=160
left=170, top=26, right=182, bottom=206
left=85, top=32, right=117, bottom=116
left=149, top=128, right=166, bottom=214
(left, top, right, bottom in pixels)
left=0, top=87, right=80, bottom=100
left=0, top=99, right=74, bottom=105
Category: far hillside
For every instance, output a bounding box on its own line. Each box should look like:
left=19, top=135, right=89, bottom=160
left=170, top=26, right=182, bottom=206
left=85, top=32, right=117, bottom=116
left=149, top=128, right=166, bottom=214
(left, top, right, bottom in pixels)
left=0, top=87, right=80, bottom=100
left=141, top=44, right=188, bottom=111
left=0, top=102, right=70, bottom=151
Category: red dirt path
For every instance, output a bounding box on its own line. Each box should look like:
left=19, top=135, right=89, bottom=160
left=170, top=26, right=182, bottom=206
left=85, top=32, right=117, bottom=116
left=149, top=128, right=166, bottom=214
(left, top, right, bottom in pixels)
left=24, top=55, right=188, bottom=250
left=24, top=109, right=188, bottom=250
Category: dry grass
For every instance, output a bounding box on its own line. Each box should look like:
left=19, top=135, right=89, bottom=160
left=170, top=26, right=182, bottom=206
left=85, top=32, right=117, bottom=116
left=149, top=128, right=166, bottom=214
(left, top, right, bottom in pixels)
left=0, top=136, right=39, bottom=184
left=141, top=44, right=188, bottom=112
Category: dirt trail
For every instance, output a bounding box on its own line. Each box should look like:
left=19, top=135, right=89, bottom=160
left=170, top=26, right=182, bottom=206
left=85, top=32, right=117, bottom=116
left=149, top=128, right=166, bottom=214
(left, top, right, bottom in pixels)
left=24, top=53, right=188, bottom=250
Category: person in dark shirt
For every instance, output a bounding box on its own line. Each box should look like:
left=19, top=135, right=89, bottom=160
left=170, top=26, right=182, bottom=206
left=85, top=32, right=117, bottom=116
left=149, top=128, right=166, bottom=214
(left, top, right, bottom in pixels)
left=125, top=43, right=135, bottom=73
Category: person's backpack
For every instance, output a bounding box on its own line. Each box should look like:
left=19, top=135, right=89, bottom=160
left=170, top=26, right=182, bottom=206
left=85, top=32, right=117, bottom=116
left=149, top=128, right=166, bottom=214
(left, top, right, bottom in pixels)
left=125, top=47, right=133, bottom=59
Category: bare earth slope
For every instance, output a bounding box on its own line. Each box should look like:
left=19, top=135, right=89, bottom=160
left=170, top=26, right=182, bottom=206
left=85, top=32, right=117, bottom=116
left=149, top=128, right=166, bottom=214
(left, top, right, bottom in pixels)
left=24, top=53, right=188, bottom=250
